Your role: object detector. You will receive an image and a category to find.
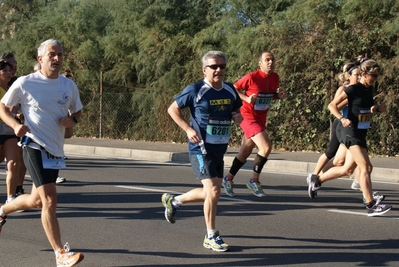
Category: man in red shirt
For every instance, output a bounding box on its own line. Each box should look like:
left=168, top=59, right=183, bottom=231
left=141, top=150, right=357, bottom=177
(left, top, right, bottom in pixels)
left=222, top=51, right=287, bottom=197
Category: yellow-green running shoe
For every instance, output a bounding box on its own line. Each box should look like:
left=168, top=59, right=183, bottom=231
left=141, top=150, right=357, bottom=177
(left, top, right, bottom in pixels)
left=161, top=193, right=177, bottom=224
left=246, top=179, right=266, bottom=197
left=203, top=231, right=229, bottom=252
left=222, top=176, right=235, bottom=197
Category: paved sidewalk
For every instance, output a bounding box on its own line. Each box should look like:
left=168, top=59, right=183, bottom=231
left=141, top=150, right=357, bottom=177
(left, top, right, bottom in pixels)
left=65, top=137, right=399, bottom=182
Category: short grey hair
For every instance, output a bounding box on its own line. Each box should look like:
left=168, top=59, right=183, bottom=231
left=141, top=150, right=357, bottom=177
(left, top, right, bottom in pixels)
left=202, top=51, right=227, bottom=67
left=37, top=39, right=63, bottom=57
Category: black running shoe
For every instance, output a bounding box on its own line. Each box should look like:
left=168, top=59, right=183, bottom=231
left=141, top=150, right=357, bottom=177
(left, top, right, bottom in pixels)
left=0, top=204, right=7, bottom=234
left=307, top=174, right=321, bottom=199
left=367, top=203, right=392, bottom=217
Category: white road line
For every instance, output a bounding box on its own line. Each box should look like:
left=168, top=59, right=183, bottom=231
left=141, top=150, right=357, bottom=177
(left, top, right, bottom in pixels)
left=115, top=185, right=253, bottom=203
left=328, top=209, right=399, bottom=219
left=328, top=209, right=368, bottom=216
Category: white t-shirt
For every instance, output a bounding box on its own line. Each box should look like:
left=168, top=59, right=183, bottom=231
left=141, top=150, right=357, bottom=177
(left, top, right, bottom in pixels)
left=1, top=71, right=83, bottom=157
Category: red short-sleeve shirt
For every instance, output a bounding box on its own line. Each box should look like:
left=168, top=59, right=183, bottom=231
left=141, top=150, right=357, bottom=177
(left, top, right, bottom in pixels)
left=234, top=69, right=280, bottom=121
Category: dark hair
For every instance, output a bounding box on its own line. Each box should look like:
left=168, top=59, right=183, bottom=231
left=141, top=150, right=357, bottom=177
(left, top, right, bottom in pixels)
left=259, top=51, right=274, bottom=61
left=1, top=52, right=14, bottom=60
left=345, top=62, right=359, bottom=75
left=0, top=60, right=12, bottom=71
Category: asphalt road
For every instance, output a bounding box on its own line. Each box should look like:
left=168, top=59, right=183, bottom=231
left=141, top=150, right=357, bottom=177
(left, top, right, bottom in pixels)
left=1, top=154, right=399, bottom=267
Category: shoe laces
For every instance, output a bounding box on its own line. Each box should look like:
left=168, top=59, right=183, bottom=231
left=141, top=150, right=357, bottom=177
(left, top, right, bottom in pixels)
left=253, top=181, right=262, bottom=191
left=212, top=234, right=224, bottom=245
left=225, top=180, right=234, bottom=188
left=59, top=242, right=75, bottom=256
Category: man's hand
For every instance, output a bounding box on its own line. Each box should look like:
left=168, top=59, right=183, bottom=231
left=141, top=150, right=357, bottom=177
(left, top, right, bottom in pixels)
left=186, top=127, right=201, bottom=144
left=375, top=102, right=386, bottom=113
left=14, top=124, right=30, bottom=137
left=246, top=93, right=257, bottom=104
left=277, top=88, right=287, bottom=99
left=58, top=116, right=76, bottom=128
left=232, top=111, right=242, bottom=125
left=10, top=105, right=19, bottom=113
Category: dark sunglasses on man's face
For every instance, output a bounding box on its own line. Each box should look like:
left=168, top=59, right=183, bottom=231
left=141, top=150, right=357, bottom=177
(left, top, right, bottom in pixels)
left=206, top=64, right=226, bottom=70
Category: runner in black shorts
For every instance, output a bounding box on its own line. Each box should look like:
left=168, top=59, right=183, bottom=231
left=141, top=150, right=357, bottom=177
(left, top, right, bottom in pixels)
left=0, top=60, right=24, bottom=204
left=161, top=51, right=242, bottom=252
left=306, top=62, right=354, bottom=183
left=308, top=59, right=392, bottom=217
left=0, top=39, right=84, bottom=266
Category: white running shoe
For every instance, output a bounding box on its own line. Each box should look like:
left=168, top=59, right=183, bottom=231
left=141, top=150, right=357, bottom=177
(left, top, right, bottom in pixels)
left=56, top=176, right=66, bottom=184
left=351, top=179, right=361, bottom=190
left=222, top=177, right=235, bottom=197
left=246, top=179, right=266, bottom=197
left=56, top=242, right=84, bottom=267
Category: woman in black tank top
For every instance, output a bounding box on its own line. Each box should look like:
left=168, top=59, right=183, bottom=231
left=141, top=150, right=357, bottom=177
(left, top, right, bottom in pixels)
left=326, top=59, right=392, bottom=216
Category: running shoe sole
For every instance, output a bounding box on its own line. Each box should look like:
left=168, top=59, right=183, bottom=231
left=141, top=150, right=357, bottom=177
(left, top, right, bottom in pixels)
left=307, top=174, right=320, bottom=199
left=307, top=182, right=317, bottom=199
left=203, top=235, right=229, bottom=252
left=203, top=242, right=229, bottom=252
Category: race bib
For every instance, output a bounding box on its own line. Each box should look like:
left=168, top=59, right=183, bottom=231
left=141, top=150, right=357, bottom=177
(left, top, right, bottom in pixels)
left=205, top=117, right=231, bottom=144
left=41, top=150, right=66, bottom=169
left=357, top=109, right=372, bottom=129
left=254, top=93, right=274, bottom=111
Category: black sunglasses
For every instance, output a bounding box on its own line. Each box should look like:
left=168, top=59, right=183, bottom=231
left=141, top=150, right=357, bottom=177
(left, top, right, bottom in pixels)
left=367, top=73, right=379, bottom=78
left=206, top=64, right=226, bottom=70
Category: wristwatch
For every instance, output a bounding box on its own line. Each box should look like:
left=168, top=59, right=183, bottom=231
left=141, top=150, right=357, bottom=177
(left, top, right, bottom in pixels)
left=70, top=115, right=79, bottom=124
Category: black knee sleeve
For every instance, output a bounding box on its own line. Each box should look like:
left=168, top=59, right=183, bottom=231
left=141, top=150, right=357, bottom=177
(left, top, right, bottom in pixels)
left=253, top=154, right=268, bottom=174
left=325, top=119, right=341, bottom=159
left=229, top=157, right=246, bottom=176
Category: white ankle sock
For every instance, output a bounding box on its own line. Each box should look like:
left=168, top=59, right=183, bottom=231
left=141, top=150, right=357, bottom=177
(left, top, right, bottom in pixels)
left=0, top=206, right=5, bottom=217
left=207, top=229, right=217, bottom=238
left=172, top=196, right=182, bottom=207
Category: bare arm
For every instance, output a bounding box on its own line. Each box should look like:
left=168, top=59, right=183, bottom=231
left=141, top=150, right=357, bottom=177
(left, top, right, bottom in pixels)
left=234, top=86, right=256, bottom=104
left=0, top=102, right=30, bottom=137
left=167, top=101, right=201, bottom=143
left=64, top=127, right=73, bottom=139
left=58, top=110, right=82, bottom=129
left=274, top=87, right=287, bottom=100
left=328, top=89, right=351, bottom=127
left=231, top=110, right=242, bottom=125
left=334, top=85, right=349, bottom=111
left=371, top=102, right=386, bottom=114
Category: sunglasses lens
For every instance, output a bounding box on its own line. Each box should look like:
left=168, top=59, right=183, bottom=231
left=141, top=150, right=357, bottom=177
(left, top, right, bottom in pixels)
left=207, top=64, right=226, bottom=70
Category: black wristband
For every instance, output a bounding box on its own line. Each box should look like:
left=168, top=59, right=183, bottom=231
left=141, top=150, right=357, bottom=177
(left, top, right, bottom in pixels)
left=70, top=116, right=78, bottom=124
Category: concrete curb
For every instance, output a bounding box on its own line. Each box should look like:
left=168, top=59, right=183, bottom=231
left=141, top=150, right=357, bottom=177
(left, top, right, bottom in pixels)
left=64, top=144, right=399, bottom=183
